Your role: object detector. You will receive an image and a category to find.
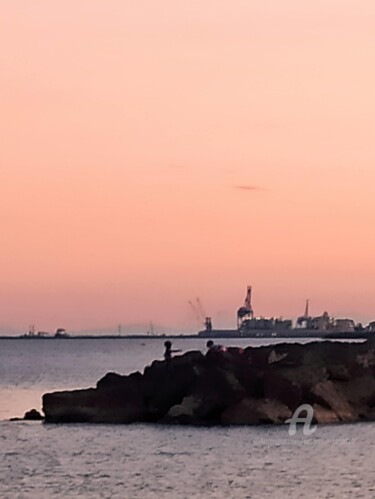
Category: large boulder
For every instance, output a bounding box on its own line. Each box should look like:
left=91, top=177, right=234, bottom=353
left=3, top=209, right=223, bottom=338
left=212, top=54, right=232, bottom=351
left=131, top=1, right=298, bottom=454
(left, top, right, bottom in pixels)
left=310, top=380, right=358, bottom=422
left=24, top=409, right=44, bottom=421
left=164, top=395, right=203, bottom=424
left=142, top=351, right=204, bottom=420
left=186, top=367, right=246, bottom=422
left=43, top=384, right=146, bottom=423
left=96, top=371, right=143, bottom=389
left=263, top=370, right=303, bottom=411
left=221, top=398, right=292, bottom=425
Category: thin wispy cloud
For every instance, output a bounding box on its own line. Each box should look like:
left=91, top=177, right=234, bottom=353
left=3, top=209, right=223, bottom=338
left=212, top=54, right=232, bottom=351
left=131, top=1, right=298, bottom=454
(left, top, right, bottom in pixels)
left=233, top=185, right=265, bottom=191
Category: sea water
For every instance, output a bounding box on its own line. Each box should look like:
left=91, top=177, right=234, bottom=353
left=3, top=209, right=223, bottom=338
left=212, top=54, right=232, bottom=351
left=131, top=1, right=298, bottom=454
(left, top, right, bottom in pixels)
left=1, top=338, right=374, bottom=498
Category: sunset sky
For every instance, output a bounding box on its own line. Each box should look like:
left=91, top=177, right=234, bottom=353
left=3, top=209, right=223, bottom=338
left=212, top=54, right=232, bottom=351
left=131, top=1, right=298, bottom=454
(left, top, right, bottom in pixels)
left=1, top=1, right=375, bottom=333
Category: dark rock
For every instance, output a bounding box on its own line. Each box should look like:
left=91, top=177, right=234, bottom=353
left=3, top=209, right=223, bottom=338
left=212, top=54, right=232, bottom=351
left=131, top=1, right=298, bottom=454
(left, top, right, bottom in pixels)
left=338, top=376, right=375, bottom=409
left=310, top=380, right=358, bottom=422
left=24, top=409, right=44, bottom=420
left=162, top=366, right=246, bottom=424
left=327, top=365, right=351, bottom=381
left=142, top=355, right=201, bottom=421
left=42, top=339, right=375, bottom=426
left=244, top=346, right=270, bottom=368
left=97, top=371, right=142, bottom=389
left=263, top=370, right=303, bottom=411
left=221, top=398, right=292, bottom=425
left=236, top=365, right=265, bottom=398
left=226, top=346, right=245, bottom=357
left=312, top=404, right=339, bottom=424
left=163, top=395, right=202, bottom=424
left=361, top=407, right=375, bottom=421
left=43, top=384, right=146, bottom=423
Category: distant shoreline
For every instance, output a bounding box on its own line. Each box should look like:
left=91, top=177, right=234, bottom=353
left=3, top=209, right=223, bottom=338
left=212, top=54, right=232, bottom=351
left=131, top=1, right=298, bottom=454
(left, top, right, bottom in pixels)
left=0, top=334, right=198, bottom=340
left=0, top=333, right=370, bottom=340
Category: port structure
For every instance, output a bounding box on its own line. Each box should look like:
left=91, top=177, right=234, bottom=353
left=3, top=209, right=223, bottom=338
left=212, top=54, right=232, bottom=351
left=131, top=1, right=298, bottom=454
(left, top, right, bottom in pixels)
left=296, top=299, right=310, bottom=328
left=304, top=299, right=309, bottom=318
left=237, top=285, right=254, bottom=328
left=189, top=297, right=212, bottom=332
left=198, top=286, right=373, bottom=339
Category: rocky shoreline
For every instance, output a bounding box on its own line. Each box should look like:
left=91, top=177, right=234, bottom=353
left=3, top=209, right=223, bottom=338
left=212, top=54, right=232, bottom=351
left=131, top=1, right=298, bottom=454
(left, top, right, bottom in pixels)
left=42, top=339, right=375, bottom=425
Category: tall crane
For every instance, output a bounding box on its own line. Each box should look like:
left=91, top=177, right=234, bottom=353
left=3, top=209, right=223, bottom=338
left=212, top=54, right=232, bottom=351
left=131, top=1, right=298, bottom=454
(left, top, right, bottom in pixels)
left=237, top=285, right=254, bottom=328
left=189, top=297, right=212, bottom=332
left=304, top=299, right=310, bottom=318
left=296, top=299, right=311, bottom=328
left=244, top=286, right=254, bottom=317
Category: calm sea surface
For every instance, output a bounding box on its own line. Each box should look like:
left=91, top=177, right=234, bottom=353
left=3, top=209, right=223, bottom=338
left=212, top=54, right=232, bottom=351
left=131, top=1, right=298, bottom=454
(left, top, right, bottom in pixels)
left=1, top=337, right=374, bottom=498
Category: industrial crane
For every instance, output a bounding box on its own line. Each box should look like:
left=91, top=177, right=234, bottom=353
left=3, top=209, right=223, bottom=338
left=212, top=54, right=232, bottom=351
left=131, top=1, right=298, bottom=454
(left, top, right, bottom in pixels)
left=189, top=297, right=212, bottom=332
left=237, top=285, right=254, bottom=328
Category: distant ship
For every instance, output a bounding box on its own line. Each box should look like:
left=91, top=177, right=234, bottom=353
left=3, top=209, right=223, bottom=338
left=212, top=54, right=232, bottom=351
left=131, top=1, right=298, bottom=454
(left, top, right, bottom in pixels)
left=21, top=326, right=69, bottom=339
left=198, top=286, right=374, bottom=339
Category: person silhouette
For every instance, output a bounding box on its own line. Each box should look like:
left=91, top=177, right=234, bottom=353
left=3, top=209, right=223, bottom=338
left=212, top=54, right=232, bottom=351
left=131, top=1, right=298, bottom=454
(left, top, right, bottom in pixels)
left=206, top=340, right=225, bottom=353
left=164, top=341, right=181, bottom=362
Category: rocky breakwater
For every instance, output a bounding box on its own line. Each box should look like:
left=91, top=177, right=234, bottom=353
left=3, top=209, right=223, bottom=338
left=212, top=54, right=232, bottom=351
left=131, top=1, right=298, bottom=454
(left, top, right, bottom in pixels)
left=43, top=339, right=375, bottom=425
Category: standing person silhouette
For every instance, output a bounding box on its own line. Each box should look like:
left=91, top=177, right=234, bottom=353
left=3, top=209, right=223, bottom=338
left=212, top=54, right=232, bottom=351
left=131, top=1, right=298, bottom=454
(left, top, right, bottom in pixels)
left=164, top=341, right=181, bottom=362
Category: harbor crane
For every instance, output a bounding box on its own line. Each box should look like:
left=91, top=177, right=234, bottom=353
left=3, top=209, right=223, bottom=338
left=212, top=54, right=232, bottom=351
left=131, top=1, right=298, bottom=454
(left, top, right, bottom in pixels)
left=237, top=285, right=254, bottom=328
left=189, top=297, right=212, bottom=332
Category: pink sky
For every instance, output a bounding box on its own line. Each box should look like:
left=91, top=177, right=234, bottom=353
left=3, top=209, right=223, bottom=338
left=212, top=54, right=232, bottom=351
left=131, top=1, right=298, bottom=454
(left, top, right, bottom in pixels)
left=1, top=1, right=375, bottom=332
